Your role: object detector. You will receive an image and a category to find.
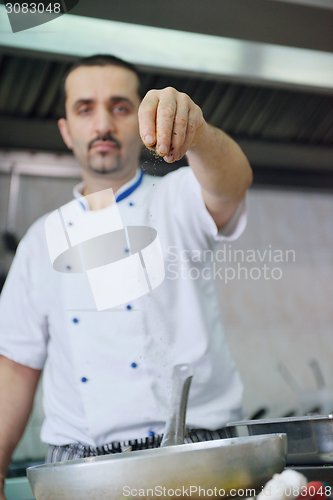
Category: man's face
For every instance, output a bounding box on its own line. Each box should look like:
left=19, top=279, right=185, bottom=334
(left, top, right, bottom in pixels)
left=58, top=65, right=142, bottom=178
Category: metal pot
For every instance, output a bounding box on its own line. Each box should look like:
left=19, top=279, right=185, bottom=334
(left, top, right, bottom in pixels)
left=27, top=365, right=287, bottom=499
left=226, top=414, right=333, bottom=465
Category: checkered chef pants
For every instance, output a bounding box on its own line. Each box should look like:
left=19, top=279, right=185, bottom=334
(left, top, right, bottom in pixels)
left=46, top=428, right=229, bottom=463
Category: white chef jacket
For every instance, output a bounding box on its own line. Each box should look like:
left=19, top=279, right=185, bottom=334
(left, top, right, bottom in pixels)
left=0, top=167, right=247, bottom=447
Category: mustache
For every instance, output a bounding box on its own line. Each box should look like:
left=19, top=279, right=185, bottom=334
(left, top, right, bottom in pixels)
left=88, top=134, right=121, bottom=150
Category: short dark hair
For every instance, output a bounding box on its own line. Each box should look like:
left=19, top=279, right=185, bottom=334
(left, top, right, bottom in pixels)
left=60, top=54, right=143, bottom=117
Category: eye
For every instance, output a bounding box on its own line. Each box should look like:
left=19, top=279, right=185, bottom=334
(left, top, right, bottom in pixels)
left=78, top=106, right=91, bottom=115
left=113, top=104, right=130, bottom=115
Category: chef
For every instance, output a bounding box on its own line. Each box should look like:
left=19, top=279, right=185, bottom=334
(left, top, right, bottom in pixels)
left=0, top=54, right=252, bottom=494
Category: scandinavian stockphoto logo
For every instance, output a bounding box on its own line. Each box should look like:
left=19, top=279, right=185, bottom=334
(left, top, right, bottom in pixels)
left=45, top=188, right=165, bottom=311
left=2, top=0, right=80, bottom=33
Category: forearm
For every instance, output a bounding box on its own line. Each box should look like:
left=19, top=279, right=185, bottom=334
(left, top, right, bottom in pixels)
left=0, top=356, right=41, bottom=490
left=186, top=123, right=253, bottom=202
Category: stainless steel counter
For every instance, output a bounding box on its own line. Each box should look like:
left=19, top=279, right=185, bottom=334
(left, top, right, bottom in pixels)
left=4, top=477, right=35, bottom=500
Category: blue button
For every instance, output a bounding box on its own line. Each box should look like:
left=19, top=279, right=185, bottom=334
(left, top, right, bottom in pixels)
left=131, top=362, right=137, bottom=368
left=66, top=265, right=71, bottom=270
left=124, top=248, right=130, bottom=253
left=68, top=222, right=73, bottom=226
left=149, top=431, right=155, bottom=437
left=73, top=318, right=79, bottom=324
left=81, top=377, right=88, bottom=383
left=129, top=202, right=134, bottom=206
left=126, top=305, right=132, bottom=310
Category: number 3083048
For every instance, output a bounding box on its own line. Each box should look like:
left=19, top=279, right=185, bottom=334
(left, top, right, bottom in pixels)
left=5, top=3, right=61, bottom=14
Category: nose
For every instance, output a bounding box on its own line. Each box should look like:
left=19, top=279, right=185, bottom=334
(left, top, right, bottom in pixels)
left=94, top=105, right=116, bottom=136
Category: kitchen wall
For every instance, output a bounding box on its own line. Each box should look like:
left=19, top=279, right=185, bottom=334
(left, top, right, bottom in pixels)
left=218, top=187, right=333, bottom=419
left=0, top=154, right=332, bottom=460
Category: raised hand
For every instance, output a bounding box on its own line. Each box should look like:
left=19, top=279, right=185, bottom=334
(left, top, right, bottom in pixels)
left=138, top=87, right=206, bottom=163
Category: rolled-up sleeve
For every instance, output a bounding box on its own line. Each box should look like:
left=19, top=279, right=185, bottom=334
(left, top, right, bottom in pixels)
left=0, top=225, right=49, bottom=369
left=174, top=167, right=248, bottom=243
left=216, top=195, right=247, bottom=241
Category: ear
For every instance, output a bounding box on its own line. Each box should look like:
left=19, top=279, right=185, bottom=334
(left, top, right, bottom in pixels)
left=58, top=118, right=73, bottom=150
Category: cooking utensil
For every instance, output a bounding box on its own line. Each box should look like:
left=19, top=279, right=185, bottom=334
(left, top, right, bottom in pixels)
left=27, top=364, right=287, bottom=499
left=278, top=361, right=333, bottom=416
left=225, top=415, right=333, bottom=465
left=309, top=359, right=325, bottom=390
left=161, top=363, right=194, bottom=446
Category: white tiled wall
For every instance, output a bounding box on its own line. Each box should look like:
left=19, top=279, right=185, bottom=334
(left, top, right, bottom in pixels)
left=217, top=188, right=333, bottom=419
left=1, top=159, right=333, bottom=459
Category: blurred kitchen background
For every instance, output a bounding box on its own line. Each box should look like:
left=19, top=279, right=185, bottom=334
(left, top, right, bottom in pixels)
left=0, top=0, right=333, bottom=468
